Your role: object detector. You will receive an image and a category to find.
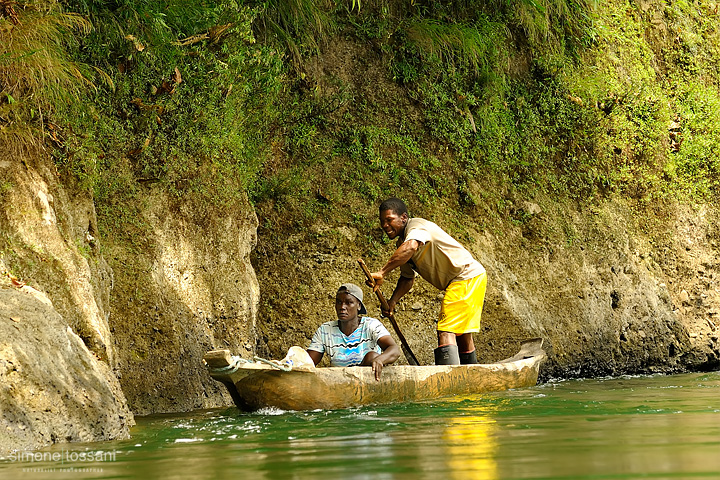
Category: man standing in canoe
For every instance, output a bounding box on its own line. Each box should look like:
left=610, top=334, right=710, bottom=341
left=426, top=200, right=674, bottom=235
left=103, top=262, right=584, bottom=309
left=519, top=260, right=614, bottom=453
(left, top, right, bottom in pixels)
left=368, top=198, right=487, bottom=365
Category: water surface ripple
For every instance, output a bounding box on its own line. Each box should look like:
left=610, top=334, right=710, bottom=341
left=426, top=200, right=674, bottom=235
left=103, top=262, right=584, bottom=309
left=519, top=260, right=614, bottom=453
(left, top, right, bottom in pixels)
left=2, top=372, right=719, bottom=479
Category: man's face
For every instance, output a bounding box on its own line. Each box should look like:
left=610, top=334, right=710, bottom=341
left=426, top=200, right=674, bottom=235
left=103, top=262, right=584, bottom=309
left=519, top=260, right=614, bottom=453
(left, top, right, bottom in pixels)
left=379, top=209, right=407, bottom=239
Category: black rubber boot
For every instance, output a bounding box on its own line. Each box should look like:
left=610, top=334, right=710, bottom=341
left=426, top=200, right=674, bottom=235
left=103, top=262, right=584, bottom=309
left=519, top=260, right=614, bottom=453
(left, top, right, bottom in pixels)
left=434, top=345, right=460, bottom=365
left=460, top=349, right=478, bottom=365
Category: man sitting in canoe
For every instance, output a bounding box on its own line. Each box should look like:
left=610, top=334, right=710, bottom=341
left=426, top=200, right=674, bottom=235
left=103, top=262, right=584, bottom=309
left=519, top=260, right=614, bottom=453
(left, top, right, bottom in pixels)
left=307, top=283, right=400, bottom=380
left=367, top=198, right=487, bottom=366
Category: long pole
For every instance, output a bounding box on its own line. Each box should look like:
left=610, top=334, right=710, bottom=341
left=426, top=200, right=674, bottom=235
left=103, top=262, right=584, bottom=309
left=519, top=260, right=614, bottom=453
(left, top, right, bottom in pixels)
left=358, top=259, right=420, bottom=366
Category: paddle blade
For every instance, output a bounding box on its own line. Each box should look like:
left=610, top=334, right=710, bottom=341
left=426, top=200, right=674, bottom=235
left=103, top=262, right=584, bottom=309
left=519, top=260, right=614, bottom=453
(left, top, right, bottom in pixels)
left=402, top=344, right=420, bottom=366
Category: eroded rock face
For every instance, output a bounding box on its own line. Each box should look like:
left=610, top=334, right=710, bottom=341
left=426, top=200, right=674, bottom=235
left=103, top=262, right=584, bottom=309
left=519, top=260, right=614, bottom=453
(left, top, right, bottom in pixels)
left=252, top=196, right=720, bottom=379
left=463, top=198, right=720, bottom=378
left=0, top=156, right=115, bottom=367
left=104, top=190, right=260, bottom=415
left=0, top=282, right=133, bottom=455
left=0, top=150, right=261, bottom=455
left=0, top=150, right=133, bottom=454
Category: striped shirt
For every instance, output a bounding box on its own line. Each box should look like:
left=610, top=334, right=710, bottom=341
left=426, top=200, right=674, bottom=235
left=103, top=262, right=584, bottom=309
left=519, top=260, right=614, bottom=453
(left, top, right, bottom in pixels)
left=307, top=317, right=391, bottom=367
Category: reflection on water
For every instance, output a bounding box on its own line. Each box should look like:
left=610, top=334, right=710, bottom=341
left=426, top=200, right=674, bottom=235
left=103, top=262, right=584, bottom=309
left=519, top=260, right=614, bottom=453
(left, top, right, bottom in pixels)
left=1, top=372, right=719, bottom=479
left=443, top=410, right=498, bottom=480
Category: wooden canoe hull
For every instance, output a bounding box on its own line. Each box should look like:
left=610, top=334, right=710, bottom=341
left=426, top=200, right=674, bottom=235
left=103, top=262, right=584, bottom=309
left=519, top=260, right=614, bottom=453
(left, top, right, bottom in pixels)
left=204, top=338, right=546, bottom=411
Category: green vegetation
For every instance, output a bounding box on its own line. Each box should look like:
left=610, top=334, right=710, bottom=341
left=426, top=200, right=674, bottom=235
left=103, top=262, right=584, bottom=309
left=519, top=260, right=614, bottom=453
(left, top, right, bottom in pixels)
left=0, top=0, right=92, bottom=154
left=2, top=0, right=720, bottom=243
left=670, top=82, right=720, bottom=199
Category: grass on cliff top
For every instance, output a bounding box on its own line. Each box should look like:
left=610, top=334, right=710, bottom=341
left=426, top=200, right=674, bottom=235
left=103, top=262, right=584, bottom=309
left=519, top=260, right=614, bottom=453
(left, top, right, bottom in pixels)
left=3, top=0, right=720, bottom=251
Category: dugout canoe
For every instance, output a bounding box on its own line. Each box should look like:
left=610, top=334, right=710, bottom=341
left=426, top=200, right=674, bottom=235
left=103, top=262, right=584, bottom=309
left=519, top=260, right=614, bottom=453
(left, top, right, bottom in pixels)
left=203, top=338, right=546, bottom=411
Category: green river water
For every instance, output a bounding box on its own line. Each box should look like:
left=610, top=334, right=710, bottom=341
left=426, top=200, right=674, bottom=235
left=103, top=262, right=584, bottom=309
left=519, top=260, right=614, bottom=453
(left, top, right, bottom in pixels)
left=2, top=371, right=719, bottom=479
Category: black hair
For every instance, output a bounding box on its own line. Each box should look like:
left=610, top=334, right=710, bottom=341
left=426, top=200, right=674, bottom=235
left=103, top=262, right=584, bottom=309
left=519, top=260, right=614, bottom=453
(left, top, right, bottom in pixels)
left=379, top=197, right=408, bottom=216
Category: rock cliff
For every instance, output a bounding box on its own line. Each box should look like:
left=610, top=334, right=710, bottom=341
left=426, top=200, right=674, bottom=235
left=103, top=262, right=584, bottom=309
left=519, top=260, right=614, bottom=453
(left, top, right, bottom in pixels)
left=0, top=276, right=133, bottom=454
left=0, top=147, right=260, bottom=452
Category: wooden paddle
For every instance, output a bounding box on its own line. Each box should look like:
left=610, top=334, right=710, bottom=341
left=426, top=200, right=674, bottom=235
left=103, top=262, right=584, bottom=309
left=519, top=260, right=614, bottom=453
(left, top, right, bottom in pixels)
left=358, top=258, right=421, bottom=366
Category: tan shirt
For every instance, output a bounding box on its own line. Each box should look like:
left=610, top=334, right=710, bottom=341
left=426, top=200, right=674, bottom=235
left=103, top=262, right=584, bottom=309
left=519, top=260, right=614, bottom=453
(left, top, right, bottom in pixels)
left=398, top=218, right=485, bottom=290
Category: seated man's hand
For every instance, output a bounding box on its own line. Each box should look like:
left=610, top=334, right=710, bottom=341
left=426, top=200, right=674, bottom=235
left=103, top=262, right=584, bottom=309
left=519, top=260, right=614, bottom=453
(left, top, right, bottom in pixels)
left=362, top=351, right=385, bottom=381
left=371, top=357, right=384, bottom=381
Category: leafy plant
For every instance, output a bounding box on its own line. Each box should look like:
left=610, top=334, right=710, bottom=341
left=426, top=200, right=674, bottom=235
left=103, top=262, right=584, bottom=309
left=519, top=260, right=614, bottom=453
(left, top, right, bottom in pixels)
left=253, top=0, right=336, bottom=70
left=669, top=82, right=720, bottom=199
left=0, top=0, right=92, bottom=152
left=406, top=18, right=509, bottom=78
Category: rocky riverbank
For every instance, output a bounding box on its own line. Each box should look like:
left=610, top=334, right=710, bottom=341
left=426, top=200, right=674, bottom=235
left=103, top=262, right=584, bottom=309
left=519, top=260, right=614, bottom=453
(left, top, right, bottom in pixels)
left=0, top=274, right=133, bottom=453
left=2, top=149, right=720, bottom=455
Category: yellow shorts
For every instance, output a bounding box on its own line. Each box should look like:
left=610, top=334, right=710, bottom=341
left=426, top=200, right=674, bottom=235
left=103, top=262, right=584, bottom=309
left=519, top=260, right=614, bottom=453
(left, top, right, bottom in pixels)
left=437, top=273, right=487, bottom=334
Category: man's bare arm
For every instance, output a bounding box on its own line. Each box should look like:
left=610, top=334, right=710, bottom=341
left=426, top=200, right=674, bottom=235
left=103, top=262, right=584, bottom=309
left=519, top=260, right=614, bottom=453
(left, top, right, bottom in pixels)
left=386, top=275, right=414, bottom=315
left=369, top=239, right=421, bottom=288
